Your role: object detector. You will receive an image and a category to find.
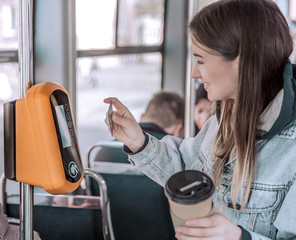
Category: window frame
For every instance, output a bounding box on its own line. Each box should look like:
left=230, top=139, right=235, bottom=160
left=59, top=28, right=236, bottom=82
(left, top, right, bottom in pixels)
left=76, top=0, right=167, bottom=89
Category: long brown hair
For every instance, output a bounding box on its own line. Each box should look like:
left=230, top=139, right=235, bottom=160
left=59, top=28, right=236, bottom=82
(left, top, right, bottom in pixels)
left=189, top=0, right=293, bottom=208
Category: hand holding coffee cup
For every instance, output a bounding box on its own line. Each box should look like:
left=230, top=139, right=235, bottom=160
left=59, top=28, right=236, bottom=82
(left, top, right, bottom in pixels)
left=165, top=170, right=215, bottom=230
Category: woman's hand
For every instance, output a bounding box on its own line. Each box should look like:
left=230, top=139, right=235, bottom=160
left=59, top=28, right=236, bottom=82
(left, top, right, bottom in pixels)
left=104, top=97, right=145, bottom=152
left=175, top=208, right=242, bottom=240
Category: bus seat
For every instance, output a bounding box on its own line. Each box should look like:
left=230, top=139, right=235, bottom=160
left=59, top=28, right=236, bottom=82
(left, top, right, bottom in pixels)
left=0, top=169, right=115, bottom=240
left=88, top=141, right=175, bottom=240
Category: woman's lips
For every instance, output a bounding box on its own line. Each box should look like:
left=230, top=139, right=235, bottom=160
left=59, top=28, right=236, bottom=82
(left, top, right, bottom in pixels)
left=203, top=83, right=209, bottom=91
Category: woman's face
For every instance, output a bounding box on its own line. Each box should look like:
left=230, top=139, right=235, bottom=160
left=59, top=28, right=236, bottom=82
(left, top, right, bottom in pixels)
left=191, top=37, right=239, bottom=101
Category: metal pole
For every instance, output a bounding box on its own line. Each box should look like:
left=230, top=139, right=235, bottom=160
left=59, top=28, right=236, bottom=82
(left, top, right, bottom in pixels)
left=67, top=0, right=77, bottom=121
left=84, top=169, right=115, bottom=240
left=184, top=0, right=195, bottom=138
left=19, top=0, right=34, bottom=239
left=0, top=173, right=6, bottom=214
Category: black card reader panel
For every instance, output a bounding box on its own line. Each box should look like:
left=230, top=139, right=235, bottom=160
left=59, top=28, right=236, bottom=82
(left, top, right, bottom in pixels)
left=50, top=90, right=83, bottom=183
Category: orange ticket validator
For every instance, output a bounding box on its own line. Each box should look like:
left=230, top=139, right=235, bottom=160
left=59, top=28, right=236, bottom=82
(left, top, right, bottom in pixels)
left=4, top=82, right=84, bottom=194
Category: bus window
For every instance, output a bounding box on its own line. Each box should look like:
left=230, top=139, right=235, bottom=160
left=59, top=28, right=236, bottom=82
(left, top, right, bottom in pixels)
left=117, top=0, right=164, bottom=47
left=75, top=0, right=165, bottom=157
left=76, top=53, right=162, bottom=153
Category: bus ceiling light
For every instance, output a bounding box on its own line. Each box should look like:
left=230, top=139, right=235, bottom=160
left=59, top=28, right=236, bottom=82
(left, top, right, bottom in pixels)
left=3, top=82, right=84, bottom=194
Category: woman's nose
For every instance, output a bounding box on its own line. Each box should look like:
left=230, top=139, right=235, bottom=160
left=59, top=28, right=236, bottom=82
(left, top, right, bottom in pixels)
left=191, top=63, right=201, bottom=79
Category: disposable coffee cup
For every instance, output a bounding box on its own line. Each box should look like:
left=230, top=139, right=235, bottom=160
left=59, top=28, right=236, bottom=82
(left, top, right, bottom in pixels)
left=164, top=170, right=215, bottom=230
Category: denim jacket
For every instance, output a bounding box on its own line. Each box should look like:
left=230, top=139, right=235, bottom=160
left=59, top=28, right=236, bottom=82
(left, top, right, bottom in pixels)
left=127, top=62, right=296, bottom=239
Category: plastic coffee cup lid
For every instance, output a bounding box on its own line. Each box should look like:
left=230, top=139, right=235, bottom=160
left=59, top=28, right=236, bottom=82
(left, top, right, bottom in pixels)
left=165, top=170, right=215, bottom=205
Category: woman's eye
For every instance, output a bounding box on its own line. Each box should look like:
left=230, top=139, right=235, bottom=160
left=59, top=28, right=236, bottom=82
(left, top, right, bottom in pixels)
left=197, top=60, right=204, bottom=65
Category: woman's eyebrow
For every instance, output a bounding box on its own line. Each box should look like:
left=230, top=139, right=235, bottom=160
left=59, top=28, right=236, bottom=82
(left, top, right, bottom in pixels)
left=193, top=53, right=204, bottom=58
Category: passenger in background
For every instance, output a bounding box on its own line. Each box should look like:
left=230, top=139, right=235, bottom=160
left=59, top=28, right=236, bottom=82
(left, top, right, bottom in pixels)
left=95, top=91, right=184, bottom=163
left=194, top=84, right=212, bottom=135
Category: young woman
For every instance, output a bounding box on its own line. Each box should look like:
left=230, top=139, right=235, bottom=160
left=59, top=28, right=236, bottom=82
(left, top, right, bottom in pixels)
left=104, top=0, right=296, bottom=239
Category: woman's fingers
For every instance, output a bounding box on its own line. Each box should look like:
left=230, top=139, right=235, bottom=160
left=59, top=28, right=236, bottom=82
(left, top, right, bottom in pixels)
left=104, top=97, right=137, bottom=129
left=175, top=209, right=242, bottom=240
left=103, top=97, right=145, bottom=152
left=185, top=208, right=220, bottom=228
left=104, top=97, right=131, bottom=116
left=176, top=225, right=221, bottom=238
left=111, top=111, right=133, bottom=128
left=103, top=97, right=116, bottom=104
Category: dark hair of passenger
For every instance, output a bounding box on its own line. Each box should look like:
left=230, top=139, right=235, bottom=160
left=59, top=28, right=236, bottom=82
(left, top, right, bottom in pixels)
left=189, top=0, right=293, bottom=208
